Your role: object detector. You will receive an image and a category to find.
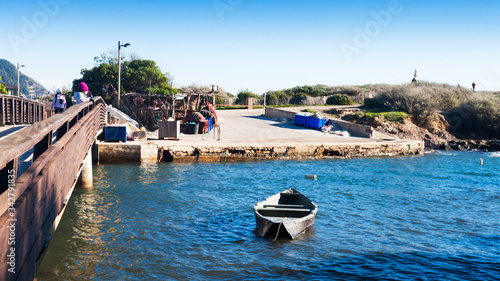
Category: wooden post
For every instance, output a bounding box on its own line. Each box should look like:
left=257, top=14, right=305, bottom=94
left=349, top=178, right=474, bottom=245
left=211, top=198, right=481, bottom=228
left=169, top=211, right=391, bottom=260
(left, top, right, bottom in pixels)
left=81, top=147, right=93, bottom=188
left=13, top=98, right=17, bottom=124
left=0, top=96, right=4, bottom=126
left=21, top=100, right=25, bottom=123
left=247, top=97, right=253, bottom=109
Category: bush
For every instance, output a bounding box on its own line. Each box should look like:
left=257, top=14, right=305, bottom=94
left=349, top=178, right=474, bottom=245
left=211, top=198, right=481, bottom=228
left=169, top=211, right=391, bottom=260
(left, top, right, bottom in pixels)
left=284, top=85, right=327, bottom=97
left=215, top=94, right=225, bottom=105
left=289, top=93, right=307, bottom=105
left=363, top=98, right=385, bottom=109
left=377, top=86, right=438, bottom=126
left=326, top=94, right=353, bottom=105
left=445, top=93, right=500, bottom=138
left=265, top=90, right=288, bottom=105
left=235, top=89, right=262, bottom=105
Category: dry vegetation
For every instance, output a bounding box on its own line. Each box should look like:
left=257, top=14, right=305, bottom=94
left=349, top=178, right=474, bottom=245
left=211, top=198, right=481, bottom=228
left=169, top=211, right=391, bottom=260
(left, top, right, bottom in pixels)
left=363, top=82, right=499, bottom=138
left=267, top=82, right=499, bottom=139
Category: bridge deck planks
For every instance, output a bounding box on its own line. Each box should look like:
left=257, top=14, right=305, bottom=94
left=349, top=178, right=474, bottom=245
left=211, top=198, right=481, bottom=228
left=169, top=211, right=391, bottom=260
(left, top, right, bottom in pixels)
left=0, top=98, right=106, bottom=281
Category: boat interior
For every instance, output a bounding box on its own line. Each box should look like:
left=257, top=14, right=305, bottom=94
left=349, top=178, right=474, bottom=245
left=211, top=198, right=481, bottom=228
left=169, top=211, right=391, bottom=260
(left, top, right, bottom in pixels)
left=256, top=192, right=315, bottom=218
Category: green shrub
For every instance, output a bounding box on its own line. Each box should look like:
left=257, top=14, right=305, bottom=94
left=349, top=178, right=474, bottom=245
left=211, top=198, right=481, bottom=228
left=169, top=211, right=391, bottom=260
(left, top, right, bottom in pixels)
left=289, top=93, right=307, bottom=105
left=265, top=91, right=287, bottom=105
left=326, top=94, right=353, bottom=105
left=235, top=89, right=262, bottom=105
left=215, top=94, right=225, bottom=105
left=363, top=98, right=385, bottom=109
left=445, top=93, right=500, bottom=138
left=377, top=86, right=438, bottom=126
left=284, top=85, right=327, bottom=97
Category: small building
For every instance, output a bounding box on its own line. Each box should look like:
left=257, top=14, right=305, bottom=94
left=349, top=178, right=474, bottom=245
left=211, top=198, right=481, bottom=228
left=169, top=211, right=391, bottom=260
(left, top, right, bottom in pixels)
left=1, top=82, right=18, bottom=96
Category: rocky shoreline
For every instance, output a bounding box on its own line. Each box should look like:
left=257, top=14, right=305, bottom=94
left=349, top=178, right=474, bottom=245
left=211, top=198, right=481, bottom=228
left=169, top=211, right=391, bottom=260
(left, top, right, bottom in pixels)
left=347, top=115, right=499, bottom=152
left=440, top=139, right=500, bottom=152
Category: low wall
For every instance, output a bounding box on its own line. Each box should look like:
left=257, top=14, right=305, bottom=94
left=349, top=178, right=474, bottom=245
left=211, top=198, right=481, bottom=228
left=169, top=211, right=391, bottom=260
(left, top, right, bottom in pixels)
left=93, top=139, right=425, bottom=163
left=97, top=142, right=158, bottom=163
left=329, top=118, right=374, bottom=139
left=264, top=107, right=375, bottom=138
left=264, top=107, right=296, bottom=120
left=161, top=141, right=424, bottom=162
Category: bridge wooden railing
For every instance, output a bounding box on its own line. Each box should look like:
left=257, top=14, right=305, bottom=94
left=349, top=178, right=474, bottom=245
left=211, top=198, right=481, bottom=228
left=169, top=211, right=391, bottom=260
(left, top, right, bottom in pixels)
left=0, top=95, right=46, bottom=126
left=0, top=97, right=106, bottom=281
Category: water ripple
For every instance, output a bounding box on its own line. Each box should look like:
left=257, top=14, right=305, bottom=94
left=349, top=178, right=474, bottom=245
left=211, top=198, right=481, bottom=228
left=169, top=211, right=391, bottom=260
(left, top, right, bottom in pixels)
left=36, top=152, right=500, bottom=280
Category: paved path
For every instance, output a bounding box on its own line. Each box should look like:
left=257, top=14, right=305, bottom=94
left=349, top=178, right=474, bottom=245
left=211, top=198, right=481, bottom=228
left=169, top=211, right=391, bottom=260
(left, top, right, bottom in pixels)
left=0, top=125, right=27, bottom=141
left=149, top=109, right=414, bottom=149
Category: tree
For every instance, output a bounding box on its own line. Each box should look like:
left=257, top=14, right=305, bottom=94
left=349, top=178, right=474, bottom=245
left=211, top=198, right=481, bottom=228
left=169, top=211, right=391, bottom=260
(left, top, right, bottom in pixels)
left=122, top=60, right=177, bottom=95
left=72, top=54, right=178, bottom=104
left=0, top=76, right=8, bottom=95
left=72, top=56, right=118, bottom=104
left=235, top=89, right=262, bottom=105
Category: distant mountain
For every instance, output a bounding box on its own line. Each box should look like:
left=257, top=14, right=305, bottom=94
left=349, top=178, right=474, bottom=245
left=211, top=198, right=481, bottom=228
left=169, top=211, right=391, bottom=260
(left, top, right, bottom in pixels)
left=0, top=59, right=48, bottom=97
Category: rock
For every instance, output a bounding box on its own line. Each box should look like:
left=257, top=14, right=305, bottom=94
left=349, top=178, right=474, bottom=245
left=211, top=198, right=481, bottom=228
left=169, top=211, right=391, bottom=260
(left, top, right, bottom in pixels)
left=130, top=130, right=147, bottom=141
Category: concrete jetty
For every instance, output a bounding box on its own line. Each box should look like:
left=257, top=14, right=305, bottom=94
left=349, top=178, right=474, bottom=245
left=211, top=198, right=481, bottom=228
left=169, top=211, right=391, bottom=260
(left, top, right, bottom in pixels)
left=97, top=108, right=424, bottom=163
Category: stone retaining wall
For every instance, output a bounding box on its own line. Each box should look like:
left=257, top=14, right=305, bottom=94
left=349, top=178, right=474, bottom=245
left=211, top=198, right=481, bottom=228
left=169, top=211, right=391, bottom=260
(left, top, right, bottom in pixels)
left=161, top=141, right=424, bottom=162
left=264, top=107, right=375, bottom=138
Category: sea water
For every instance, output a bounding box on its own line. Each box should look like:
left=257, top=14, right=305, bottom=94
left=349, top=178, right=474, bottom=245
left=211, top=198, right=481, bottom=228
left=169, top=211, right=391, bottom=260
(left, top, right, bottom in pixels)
left=36, top=151, right=500, bottom=280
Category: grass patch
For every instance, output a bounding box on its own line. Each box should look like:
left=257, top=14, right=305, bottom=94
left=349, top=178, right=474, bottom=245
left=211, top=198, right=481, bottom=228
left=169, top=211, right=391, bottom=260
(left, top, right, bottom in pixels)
left=267, top=104, right=303, bottom=108
left=363, top=111, right=408, bottom=122
left=216, top=105, right=264, bottom=110
left=216, top=105, right=248, bottom=110
left=267, top=104, right=356, bottom=108
left=301, top=108, right=317, bottom=114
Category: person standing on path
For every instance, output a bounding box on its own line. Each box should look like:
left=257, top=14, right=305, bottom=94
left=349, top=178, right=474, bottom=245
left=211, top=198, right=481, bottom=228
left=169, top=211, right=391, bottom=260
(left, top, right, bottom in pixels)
left=51, top=88, right=66, bottom=113
left=472, top=82, right=476, bottom=92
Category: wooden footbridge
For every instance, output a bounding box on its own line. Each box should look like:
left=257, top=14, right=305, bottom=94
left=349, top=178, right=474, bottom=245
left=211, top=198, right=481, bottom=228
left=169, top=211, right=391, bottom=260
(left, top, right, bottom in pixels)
left=0, top=95, right=46, bottom=126
left=0, top=97, right=106, bottom=280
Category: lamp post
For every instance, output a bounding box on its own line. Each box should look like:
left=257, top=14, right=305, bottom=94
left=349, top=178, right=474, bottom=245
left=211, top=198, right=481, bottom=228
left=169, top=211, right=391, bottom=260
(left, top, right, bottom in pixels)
left=17, top=63, right=25, bottom=97
left=210, top=85, right=218, bottom=107
left=263, top=92, right=267, bottom=115
left=117, top=41, right=130, bottom=108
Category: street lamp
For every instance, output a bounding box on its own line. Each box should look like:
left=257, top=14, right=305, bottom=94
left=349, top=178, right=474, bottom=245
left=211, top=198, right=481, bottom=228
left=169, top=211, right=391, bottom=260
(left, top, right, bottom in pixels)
left=210, top=85, right=218, bottom=107
left=117, top=41, right=130, bottom=108
left=17, top=63, right=25, bottom=97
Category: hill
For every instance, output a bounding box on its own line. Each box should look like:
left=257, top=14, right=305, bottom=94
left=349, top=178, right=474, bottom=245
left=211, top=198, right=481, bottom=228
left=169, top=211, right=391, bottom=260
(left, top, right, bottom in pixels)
left=0, top=59, right=48, bottom=97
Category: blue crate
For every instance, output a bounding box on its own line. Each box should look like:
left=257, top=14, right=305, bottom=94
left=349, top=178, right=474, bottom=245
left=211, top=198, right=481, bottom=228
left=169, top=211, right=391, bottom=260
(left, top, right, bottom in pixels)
left=306, top=117, right=326, bottom=130
left=208, top=117, right=214, bottom=132
left=294, top=114, right=308, bottom=127
left=105, top=126, right=127, bottom=142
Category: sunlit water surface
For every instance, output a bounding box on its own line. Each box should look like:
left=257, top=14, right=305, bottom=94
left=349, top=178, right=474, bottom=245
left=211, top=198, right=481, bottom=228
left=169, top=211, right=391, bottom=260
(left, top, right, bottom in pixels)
left=36, top=151, right=500, bottom=280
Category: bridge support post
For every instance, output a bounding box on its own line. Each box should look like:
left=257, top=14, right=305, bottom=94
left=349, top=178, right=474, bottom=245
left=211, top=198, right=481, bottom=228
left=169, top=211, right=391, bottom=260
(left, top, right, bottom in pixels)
left=81, top=147, right=93, bottom=188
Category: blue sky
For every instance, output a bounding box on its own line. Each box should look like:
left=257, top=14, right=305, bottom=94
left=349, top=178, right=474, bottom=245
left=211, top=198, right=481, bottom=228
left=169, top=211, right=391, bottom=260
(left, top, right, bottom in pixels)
left=2, top=0, right=499, bottom=94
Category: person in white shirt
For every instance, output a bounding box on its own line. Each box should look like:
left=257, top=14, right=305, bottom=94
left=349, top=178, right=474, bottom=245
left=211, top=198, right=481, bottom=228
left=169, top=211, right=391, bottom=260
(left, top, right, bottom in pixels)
left=74, top=82, right=92, bottom=104
left=51, top=89, right=67, bottom=113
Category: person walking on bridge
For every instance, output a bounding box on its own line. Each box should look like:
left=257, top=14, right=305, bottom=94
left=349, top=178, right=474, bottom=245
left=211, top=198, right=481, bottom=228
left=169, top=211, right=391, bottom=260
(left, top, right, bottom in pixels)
left=51, top=88, right=67, bottom=113
left=74, top=82, right=92, bottom=104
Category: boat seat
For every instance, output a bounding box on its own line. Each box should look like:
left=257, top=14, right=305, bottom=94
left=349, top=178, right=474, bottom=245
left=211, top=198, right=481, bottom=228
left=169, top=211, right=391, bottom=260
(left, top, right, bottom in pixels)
left=263, top=204, right=310, bottom=209
left=280, top=192, right=301, bottom=197
left=257, top=208, right=312, bottom=213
